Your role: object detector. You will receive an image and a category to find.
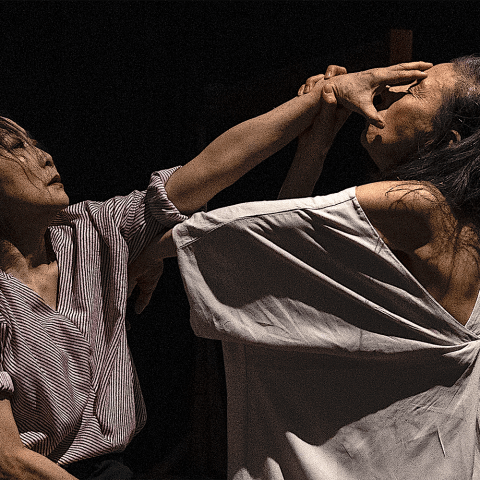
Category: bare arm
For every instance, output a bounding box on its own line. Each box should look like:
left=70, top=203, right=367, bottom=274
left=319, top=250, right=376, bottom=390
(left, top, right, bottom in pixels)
left=278, top=65, right=351, bottom=199
left=165, top=87, right=326, bottom=214
left=278, top=62, right=433, bottom=199
left=166, top=62, right=433, bottom=212
left=0, top=395, right=78, bottom=479
left=128, top=62, right=433, bottom=311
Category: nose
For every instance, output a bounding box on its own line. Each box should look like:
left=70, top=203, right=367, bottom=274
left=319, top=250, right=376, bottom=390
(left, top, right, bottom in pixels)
left=44, top=153, right=54, bottom=167
left=35, top=146, right=54, bottom=168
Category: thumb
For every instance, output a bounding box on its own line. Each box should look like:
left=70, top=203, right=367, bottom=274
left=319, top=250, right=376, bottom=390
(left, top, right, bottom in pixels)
left=360, top=104, right=384, bottom=129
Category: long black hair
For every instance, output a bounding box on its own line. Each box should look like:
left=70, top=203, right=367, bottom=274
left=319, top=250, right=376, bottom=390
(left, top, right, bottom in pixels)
left=383, top=55, right=480, bottom=231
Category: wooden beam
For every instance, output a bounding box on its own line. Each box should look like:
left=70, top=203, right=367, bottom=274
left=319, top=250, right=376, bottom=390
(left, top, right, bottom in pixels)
left=389, top=29, right=413, bottom=64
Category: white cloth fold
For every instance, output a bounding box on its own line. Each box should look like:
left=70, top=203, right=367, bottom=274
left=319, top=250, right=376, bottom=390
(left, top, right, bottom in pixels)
left=173, top=186, right=480, bottom=479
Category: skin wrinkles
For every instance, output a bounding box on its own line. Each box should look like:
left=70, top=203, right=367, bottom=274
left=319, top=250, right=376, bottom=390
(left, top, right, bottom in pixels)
left=0, top=121, right=68, bottom=213
left=361, top=63, right=459, bottom=171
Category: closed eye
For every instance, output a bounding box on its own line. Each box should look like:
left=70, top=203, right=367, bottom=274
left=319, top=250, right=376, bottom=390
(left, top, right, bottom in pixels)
left=11, top=140, right=26, bottom=150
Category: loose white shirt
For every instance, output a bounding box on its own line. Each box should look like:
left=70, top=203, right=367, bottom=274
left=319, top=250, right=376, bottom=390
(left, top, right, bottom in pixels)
left=173, top=187, right=480, bottom=480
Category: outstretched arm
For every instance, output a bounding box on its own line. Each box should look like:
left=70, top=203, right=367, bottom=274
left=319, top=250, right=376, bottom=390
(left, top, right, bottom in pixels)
left=164, top=62, right=432, bottom=213
left=129, top=61, right=433, bottom=312
left=164, top=81, right=328, bottom=215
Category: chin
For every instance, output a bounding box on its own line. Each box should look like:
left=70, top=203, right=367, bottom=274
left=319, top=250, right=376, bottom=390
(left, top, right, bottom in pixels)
left=51, top=195, right=70, bottom=212
left=360, top=131, right=381, bottom=167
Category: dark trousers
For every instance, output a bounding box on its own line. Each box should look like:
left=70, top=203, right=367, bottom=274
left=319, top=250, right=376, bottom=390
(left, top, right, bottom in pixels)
left=64, top=453, right=133, bottom=480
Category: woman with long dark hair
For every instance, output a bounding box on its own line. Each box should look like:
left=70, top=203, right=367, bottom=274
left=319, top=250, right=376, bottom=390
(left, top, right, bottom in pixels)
left=133, top=56, right=480, bottom=479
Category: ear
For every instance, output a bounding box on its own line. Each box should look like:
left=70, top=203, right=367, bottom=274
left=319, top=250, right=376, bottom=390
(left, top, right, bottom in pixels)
left=447, top=129, right=462, bottom=146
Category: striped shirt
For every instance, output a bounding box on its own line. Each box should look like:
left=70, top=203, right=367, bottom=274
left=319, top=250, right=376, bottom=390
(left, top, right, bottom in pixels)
left=0, top=167, right=187, bottom=466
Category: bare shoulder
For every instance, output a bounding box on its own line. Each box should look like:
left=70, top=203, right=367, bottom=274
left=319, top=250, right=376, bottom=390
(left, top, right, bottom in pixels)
left=356, top=180, right=442, bottom=213
left=355, top=181, right=452, bottom=252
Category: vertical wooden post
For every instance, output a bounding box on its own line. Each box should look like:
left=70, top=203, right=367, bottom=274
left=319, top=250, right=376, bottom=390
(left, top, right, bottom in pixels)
left=389, top=29, right=413, bottom=64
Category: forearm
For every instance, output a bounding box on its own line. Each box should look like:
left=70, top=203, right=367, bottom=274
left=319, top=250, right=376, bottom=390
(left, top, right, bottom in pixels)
left=165, top=88, right=324, bottom=214
left=278, top=83, right=349, bottom=199
left=0, top=395, right=78, bottom=480
left=1, top=448, right=77, bottom=479
left=277, top=137, right=327, bottom=199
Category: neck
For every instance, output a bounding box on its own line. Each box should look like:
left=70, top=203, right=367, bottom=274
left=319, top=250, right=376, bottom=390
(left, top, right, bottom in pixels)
left=0, top=213, right=55, bottom=273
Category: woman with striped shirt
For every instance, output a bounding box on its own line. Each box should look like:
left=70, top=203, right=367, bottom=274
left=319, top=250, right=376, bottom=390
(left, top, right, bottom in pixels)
left=0, top=62, right=430, bottom=479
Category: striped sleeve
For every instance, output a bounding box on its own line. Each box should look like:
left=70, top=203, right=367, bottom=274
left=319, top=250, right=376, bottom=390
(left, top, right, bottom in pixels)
left=123, top=167, right=189, bottom=260
left=76, top=167, right=189, bottom=262
left=0, top=320, right=14, bottom=395
left=144, top=169, right=190, bottom=228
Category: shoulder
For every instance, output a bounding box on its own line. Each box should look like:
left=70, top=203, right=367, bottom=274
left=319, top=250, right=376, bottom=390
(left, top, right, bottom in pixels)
left=355, top=181, right=453, bottom=252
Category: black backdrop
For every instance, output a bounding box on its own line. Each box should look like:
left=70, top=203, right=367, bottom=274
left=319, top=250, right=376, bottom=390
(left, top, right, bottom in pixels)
left=2, top=1, right=480, bottom=476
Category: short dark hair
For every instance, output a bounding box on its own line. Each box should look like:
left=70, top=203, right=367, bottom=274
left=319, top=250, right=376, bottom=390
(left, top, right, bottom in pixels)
left=383, top=55, right=480, bottom=232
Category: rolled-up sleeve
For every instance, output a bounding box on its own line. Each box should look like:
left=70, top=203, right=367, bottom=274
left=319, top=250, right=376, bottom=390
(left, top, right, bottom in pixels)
left=81, top=166, right=191, bottom=262
left=0, top=321, right=13, bottom=395
left=144, top=168, right=190, bottom=228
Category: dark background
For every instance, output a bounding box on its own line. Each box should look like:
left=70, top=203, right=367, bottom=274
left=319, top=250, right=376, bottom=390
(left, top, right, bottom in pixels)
left=2, top=1, right=479, bottom=477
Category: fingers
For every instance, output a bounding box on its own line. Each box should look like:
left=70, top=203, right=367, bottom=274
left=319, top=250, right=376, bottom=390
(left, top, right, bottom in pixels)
left=300, top=65, right=349, bottom=95
left=299, top=65, right=348, bottom=96
left=360, top=105, right=385, bottom=129
left=306, top=84, right=344, bottom=146
left=299, top=74, right=324, bottom=95
left=377, top=61, right=433, bottom=85
left=309, top=84, right=337, bottom=133
left=380, top=69, right=428, bottom=86
left=317, top=84, right=351, bottom=138
left=389, top=61, right=433, bottom=71
left=324, top=64, right=347, bottom=79
left=321, top=83, right=337, bottom=110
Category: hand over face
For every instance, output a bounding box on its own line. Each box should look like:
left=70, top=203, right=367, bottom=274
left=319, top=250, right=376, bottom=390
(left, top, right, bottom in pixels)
left=300, top=61, right=433, bottom=128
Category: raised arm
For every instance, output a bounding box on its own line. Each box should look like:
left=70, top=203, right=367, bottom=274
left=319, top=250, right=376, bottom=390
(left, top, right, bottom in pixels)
left=278, top=62, right=433, bottom=199
left=166, top=62, right=432, bottom=213
left=0, top=395, right=78, bottom=479
left=164, top=80, right=328, bottom=214
left=128, top=62, right=433, bottom=312
left=278, top=66, right=351, bottom=199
